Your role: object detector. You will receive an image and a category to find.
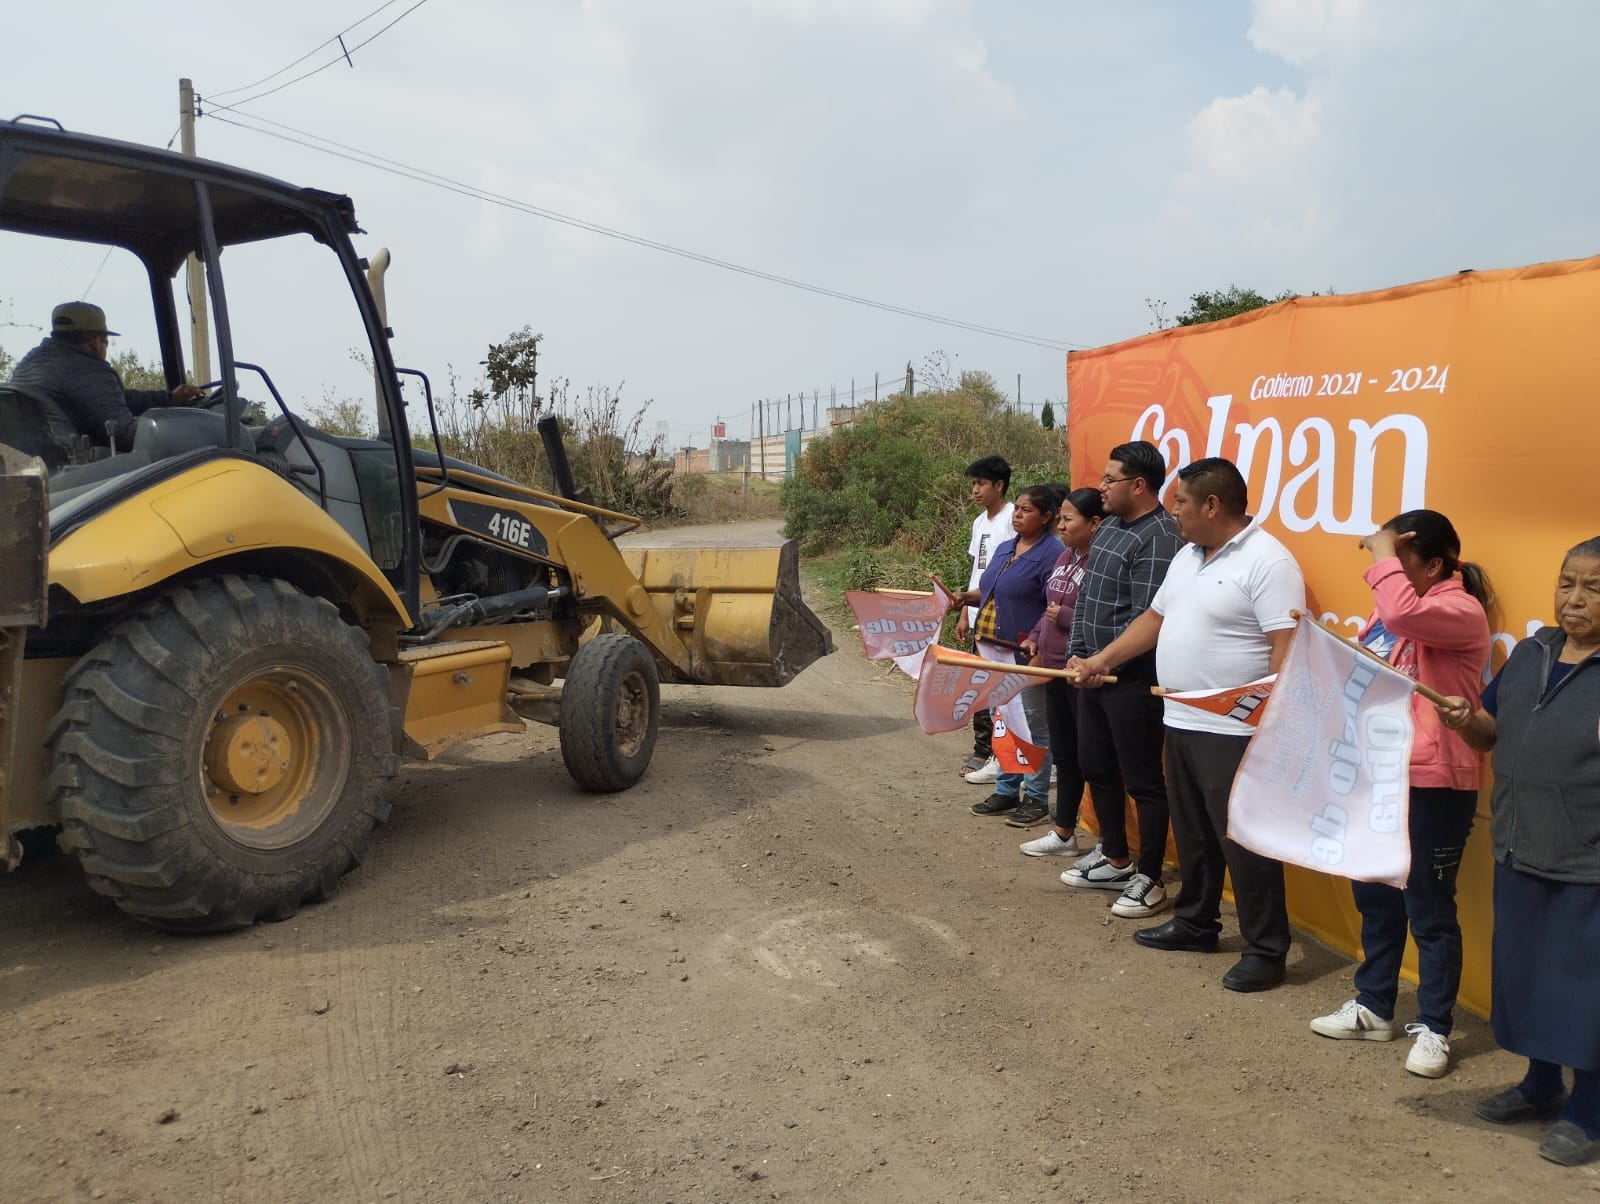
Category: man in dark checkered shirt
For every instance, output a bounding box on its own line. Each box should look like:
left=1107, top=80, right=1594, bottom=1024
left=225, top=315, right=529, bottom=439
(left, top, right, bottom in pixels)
left=1063, top=440, right=1183, bottom=920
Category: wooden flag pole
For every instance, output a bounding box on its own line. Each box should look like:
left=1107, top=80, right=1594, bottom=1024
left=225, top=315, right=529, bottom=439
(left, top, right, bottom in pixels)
left=931, top=646, right=1116, bottom=684
left=1289, top=609, right=1453, bottom=707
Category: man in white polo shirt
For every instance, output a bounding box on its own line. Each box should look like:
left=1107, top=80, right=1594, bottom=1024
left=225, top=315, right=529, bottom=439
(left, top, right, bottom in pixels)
left=1073, top=457, right=1304, bottom=992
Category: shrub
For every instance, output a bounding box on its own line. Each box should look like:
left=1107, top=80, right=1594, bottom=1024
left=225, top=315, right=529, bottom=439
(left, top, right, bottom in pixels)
left=782, top=370, right=1066, bottom=585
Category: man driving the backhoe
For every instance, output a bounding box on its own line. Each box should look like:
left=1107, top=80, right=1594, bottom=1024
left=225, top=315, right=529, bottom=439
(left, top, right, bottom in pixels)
left=6, top=301, right=204, bottom=453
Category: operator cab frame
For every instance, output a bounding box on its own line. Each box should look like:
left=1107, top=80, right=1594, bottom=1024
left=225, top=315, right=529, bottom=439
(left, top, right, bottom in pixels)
left=0, top=116, right=421, bottom=618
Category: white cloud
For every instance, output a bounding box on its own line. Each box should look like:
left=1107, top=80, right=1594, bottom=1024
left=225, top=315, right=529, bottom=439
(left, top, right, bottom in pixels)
left=1186, top=86, right=1321, bottom=185
left=1246, top=0, right=1407, bottom=70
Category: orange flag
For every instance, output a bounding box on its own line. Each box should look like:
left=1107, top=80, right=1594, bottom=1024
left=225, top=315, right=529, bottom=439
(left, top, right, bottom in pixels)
left=1157, top=675, right=1276, bottom=728
left=844, top=580, right=953, bottom=663
left=992, top=702, right=1047, bottom=774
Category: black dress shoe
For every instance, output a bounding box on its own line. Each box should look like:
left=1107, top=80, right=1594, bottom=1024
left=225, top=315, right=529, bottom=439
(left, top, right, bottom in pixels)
left=1222, top=956, right=1286, bottom=993
left=1133, top=918, right=1219, bottom=953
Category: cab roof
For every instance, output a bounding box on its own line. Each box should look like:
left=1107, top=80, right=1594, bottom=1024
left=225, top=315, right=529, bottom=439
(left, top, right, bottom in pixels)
left=0, top=117, right=360, bottom=275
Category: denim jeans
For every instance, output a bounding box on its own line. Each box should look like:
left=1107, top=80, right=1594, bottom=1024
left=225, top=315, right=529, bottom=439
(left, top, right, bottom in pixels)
left=994, top=684, right=1051, bottom=804
left=1351, top=786, right=1478, bottom=1035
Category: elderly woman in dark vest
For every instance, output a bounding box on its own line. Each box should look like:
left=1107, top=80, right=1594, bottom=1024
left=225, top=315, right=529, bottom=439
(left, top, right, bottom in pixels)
left=1438, top=535, right=1600, bottom=1167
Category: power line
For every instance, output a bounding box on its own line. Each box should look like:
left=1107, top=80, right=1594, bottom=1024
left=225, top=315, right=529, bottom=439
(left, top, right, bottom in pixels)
left=205, top=108, right=1082, bottom=353
left=207, top=0, right=434, bottom=113
left=207, top=0, right=407, bottom=100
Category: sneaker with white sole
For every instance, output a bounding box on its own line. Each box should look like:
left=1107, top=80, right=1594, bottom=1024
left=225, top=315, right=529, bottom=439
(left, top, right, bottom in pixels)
left=1404, top=1024, right=1451, bottom=1078
left=1059, top=851, right=1134, bottom=890
left=964, top=756, right=1000, bottom=784
left=1309, top=999, right=1397, bottom=1042
left=1109, top=873, right=1168, bottom=918
left=1019, top=829, right=1078, bottom=858
left=1067, top=843, right=1104, bottom=873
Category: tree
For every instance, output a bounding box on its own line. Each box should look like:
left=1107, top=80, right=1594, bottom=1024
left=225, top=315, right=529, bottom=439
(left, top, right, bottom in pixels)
left=1040, top=398, right=1056, bottom=429
left=1174, top=285, right=1296, bottom=327
left=111, top=349, right=167, bottom=391
left=0, top=345, right=12, bottom=379
left=471, top=326, right=542, bottom=414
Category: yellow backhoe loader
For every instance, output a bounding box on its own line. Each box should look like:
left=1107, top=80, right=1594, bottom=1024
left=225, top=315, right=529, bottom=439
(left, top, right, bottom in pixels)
left=0, top=117, right=830, bottom=931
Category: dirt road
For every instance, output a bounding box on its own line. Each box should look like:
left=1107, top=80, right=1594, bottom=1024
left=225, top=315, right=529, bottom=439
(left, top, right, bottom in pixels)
left=1, top=524, right=1592, bottom=1202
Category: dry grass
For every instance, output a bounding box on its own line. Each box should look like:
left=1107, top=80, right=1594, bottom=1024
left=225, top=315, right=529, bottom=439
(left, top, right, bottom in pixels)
left=664, top=471, right=786, bottom=525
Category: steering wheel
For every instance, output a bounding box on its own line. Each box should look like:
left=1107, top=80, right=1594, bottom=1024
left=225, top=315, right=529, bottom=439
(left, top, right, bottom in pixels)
left=191, top=380, right=228, bottom=411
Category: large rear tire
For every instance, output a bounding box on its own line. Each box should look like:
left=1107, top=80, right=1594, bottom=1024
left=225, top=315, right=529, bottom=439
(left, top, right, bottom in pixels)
left=558, top=633, right=659, bottom=793
left=48, top=576, right=400, bottom=931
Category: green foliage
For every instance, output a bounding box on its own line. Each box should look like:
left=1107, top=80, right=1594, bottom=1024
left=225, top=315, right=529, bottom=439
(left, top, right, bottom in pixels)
left=781, top=369, right=1066, bottom=591
left=470, top=326, right=542, bottom=412
left=0, top=344, right=12, bottom=378
left=1174, top=285, right=1296, bottom=327
left=1040, top=398, right=1055, bottom=430
left=110, top=348, right=168, bottom=391
left=310, top=395, right=378, bottom=438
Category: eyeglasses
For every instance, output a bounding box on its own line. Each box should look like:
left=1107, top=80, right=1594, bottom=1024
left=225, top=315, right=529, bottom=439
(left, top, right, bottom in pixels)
left=1100, top=474, right=1136, bottom=487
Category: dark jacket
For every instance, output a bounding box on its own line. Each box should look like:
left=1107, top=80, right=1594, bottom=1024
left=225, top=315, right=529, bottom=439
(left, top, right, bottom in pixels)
left=1488, top=626, right=1600, bottom=884
left=7, top=336, right=168, bottom=452
left=974, top=533, right=1063, bottom=648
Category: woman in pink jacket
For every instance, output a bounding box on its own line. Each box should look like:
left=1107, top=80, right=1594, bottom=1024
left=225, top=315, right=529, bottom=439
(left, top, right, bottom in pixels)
left=1309, top=510, right=1494, bottom=1080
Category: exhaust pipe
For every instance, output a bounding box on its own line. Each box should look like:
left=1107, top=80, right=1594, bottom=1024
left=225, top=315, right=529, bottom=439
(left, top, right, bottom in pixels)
left=536, top=415, right=590, bottom=505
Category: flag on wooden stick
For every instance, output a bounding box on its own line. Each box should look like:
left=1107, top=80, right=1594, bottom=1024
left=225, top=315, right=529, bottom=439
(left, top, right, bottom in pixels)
left=911, top=644, right=1040, bottom=735
left=1156, top=676, right=1276, bottom=728
left=844, top=581, right=953, bottom=663
left=1226, top=615, right=1414, bottom=888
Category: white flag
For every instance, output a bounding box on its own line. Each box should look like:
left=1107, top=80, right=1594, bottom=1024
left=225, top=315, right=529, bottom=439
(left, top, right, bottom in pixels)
left=1226, top=616, right=1414, bottom=888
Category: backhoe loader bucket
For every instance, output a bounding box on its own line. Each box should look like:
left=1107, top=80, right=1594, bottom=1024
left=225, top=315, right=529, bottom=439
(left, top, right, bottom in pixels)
left=618, top=539, right=832, bottom=687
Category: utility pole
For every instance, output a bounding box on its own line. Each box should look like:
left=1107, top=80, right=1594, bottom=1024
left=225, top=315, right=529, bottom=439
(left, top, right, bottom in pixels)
left=905, top=362, right=914, bottom=397
left=179, top=79, right=210, bottom=384
left=1017, top=373, right=1022, bottom=414
left=874, top=372, right=879, bottom=404
left=758, top=398, right=766, bottom=483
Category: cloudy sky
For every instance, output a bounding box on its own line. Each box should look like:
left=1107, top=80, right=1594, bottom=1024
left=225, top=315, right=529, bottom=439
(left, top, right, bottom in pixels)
left=4, top=0, right=1597, bottom=448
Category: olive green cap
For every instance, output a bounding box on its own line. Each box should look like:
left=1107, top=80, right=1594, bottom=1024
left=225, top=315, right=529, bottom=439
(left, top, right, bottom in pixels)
left=51, top=301, right=118, bottom=337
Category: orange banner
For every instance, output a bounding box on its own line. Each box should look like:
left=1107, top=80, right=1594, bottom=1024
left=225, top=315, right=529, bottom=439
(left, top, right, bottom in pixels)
left=1067, top=252, right=1600, bottom=1016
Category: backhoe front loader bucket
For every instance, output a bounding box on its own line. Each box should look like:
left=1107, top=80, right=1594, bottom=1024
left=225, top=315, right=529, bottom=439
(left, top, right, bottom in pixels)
left=618, top=539, right=832, bottom=687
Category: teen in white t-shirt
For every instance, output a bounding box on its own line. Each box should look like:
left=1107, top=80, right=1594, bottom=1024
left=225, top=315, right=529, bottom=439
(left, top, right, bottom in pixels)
left=959, top=459, right=1014, bottom=634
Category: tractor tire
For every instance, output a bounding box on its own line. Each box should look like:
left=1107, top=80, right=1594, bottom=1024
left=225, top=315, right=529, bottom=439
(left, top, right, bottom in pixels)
left=558, top=633, right=660, bottom=793
left=47, top=576, right=400, bottom=931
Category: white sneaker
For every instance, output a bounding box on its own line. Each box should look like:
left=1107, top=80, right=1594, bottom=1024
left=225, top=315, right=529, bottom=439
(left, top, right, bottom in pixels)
left=964, top=756, right=1000, bottom=784
left=1067, top=843, right=1104, bottom=873
left=1404, top=1024, right=1451, bottom=1078
left=1060, top=850, right=1133, bottom=890
left=1110, top=873, right=1169, bottom=918
left=1309, top=999, right=1397, bottom=1042
left=1019, top=830, right=1077, bottom=858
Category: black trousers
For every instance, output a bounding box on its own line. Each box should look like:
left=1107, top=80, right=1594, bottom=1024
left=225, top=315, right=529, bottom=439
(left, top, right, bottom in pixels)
left=1076, top=661, right=1170, bottom=882
left=971, top=705, right=993, bottom=759
left=1164, top=726, right=1290, bottom=961
left=1045, top=677, right=1120, bottom=833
